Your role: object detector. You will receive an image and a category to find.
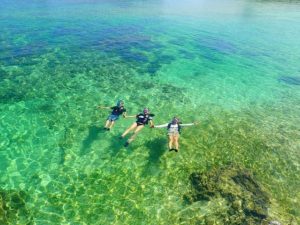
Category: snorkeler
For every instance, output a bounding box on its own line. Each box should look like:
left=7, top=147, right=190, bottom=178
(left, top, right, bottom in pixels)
left=120, top=108, right=154, bottom=147
left=154, top=117, right=197, bottom=152
left=98, top=100, right=127, bottom=131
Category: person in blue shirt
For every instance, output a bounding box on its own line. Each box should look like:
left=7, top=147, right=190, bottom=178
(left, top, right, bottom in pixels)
left=154, top=117, right=197, bottom=152
left=98, top=100, right=127, bottom=131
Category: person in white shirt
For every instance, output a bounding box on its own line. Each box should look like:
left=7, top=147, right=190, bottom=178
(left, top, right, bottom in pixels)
left=154, top=117, right=198, bottom=152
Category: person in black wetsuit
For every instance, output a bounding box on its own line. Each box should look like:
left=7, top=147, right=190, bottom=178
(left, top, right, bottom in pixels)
left=98, top=100, right=127, bottom=131
left=120, top=108, right=154, bottom=147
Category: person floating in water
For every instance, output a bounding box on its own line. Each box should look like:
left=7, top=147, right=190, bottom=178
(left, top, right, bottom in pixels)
left=98, top=100, right=127, bottom=131
left=120, top=108, right=154, bottom=147
left=154, top=117, right=197, bottom=152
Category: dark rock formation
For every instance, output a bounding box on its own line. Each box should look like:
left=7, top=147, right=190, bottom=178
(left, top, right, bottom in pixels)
left=0, top=188, right=32, bottom=225
left=278, top=76, right=300, bottom=85
left=185, top=165, right=271, bottom=225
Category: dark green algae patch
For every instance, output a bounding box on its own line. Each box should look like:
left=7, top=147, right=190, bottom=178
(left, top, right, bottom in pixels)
left=0, top=188, right=33, bottom=225
left=185, top=165, right=271, bottom=225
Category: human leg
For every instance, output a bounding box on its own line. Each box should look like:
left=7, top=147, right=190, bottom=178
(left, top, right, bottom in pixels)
left=127, top=125, right=144, bottom=144
left=104, top=120, right=111, bottom=128
left=108, top=121, right=115, bottom=129
left=168, top=135, right=173, bottom=150
left=174, top=135, right=179, bottom=152
left=121, top=123, right=137, bottom=138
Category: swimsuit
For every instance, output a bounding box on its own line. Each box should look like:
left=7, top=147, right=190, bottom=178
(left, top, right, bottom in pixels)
left=167, top=123, right=181, bottom=136
left=107, top=106, right=126, bottom=121
left=136, top=113, right=153, bottom=126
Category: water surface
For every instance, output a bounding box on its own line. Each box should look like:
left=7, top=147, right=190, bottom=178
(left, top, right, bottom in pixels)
left=0, top=0, right=299, bottom=224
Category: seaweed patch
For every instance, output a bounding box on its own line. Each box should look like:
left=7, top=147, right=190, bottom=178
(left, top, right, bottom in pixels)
left=184, top=165, right=276, bottom=225
left=278, top=76, right=300, bottom=85
left=0, top=88, right=26, bottom=104
left=0, top=188, right=33, bottom=225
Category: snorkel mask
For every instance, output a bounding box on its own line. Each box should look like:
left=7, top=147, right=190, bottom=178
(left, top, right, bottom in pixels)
left=143, top=108, right=149, bottom=115
left=171, top=117, right=179, bottom=124
left=116, top=100, right=124, bottom=107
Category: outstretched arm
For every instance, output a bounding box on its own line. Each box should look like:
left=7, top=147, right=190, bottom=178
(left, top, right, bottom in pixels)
left=154, top=123, right=168, bottom=128
left=180, top=122, right=199, bottom=127
left=97, top=106, right=111, bottom=109
left=125, top=115, right=137, bottom=118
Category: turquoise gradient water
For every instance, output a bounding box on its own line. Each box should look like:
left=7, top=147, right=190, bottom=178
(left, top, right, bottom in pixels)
left=0, top=0, right=299, bottom=224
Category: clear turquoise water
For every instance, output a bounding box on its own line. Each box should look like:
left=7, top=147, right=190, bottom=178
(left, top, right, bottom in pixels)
left=0, top=0, right=299, bottom=224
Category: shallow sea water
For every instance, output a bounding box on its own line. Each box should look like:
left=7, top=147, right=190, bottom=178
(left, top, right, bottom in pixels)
left=0, top=0, right=300, bottom=224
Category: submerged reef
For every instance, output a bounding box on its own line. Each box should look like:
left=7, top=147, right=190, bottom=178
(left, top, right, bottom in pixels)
left=278, top=76, right=300, bottom=85
left=184, top=165, right=279, bottom=225
left=0, top=188, right=32, bottom=225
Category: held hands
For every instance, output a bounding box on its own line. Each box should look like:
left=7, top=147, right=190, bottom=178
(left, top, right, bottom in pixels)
left=97, top=106, right=109, bottom=109
left=125, top=115, right=137, bottom=118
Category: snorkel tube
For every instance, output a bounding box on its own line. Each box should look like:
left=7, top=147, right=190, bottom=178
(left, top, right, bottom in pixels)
left=116, top=100, right=124, bottom=107
left=171, top=117, right=180, bottom=124
left=143, top=107, right=155, bottom=117
left=143, top=108, right=149, bottom=115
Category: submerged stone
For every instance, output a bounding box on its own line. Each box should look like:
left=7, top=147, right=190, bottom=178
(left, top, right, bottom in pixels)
left=185, top=165, right=271, bottom=225
left=0, top=188, right=32, bottom=224
left=269, top=221, right=281, bottom=225
left=197, top=36, right=237, bottom=55
left=278, top=76, right=300, bottom=85
left=0, top=89, right=26, bottom=103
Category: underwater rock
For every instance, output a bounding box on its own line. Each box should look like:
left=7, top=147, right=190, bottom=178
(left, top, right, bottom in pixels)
left=0, top=188, right=32, bottom=224
left=269, top=221, right=281, bottom=225
left=158, top=84, right=190, bottom=104
left=198, top=36, right=237, bottom=54
left=0, top=89, right=26, bottom=103
left=178, top=49, right=195, bottom=59
left=99, top=25, right=142, bottom=37
left=119, top=51, right=149, bottom=63
left=37, top=102, right=56, bottom=113
left=0, top=68, right=9, bottom=81
left=185, top=165, right=270, bottom=225
left=146, top=62, right=161, bottom=76
left=278, top=76, right=300, bottom=85
left=140, top=81, right=155, bottom=89
left=52, top=27, right=83, bottom=37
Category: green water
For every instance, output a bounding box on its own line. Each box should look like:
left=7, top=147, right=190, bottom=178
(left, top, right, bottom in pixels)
left=0, top=0, right=299, bottom=224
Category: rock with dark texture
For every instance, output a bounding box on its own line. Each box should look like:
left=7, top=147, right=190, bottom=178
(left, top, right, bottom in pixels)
left=278, top=76, right=300, bottom=85
left=185, top=165, right=271, bottom=225
left=0, top=188, right=32, bottom=225
left=269, top=221, right=282, bottom=225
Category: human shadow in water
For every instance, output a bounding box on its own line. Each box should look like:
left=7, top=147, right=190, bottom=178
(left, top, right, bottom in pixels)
left=145, top=137, right=166, bottom=164
left=108, top=136, right=126, bottom=157
left=80, top=125, right=104, bottom=155
left=141, top=137, right=167, bottom=176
